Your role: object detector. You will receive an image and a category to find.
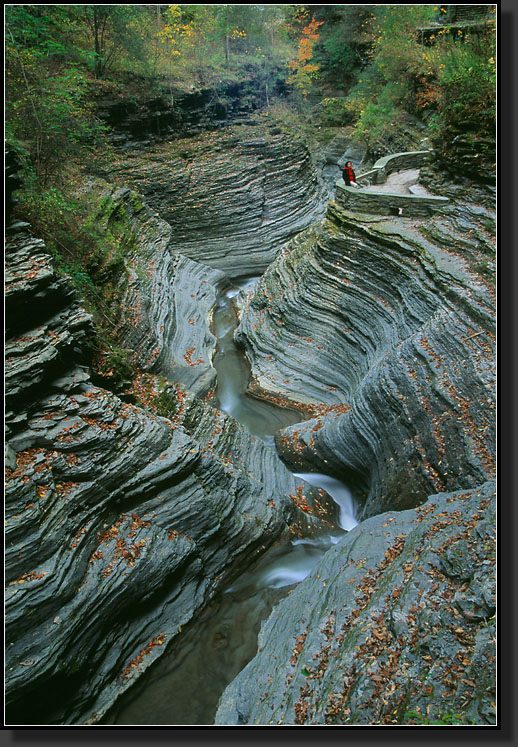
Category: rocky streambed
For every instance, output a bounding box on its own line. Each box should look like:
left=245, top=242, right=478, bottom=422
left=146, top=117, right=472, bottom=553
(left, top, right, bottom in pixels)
left=5, top=120, right=495, bottom=726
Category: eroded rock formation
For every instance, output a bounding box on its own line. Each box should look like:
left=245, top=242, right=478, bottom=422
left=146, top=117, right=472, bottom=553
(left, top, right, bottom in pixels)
left=5, top=114, right=496, bottom=726
left=216, top=480, right=496, bottom=725
left=214, top=161, right=496, bottom=725
left=4, top=218, right=327, bottom=725
left=235, top=181, right=495, bottom=519
left=103, top=124, right=329, bottom=278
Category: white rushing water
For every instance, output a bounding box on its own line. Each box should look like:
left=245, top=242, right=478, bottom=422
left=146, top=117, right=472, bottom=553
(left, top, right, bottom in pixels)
left=250, top=473, right=358, bottom=591
left=294, top=472, right=358, bottom=532
left=213, top=276, right=359, bottom=591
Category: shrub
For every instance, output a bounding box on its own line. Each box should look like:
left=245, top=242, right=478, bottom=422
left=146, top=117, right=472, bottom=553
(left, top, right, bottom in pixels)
left=319, top=97, right=361, bottom=126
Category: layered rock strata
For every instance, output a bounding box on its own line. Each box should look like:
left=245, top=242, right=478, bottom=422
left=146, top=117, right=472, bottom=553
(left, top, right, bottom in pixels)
left=215, top=168, right=496, bottom=725
left=95, top=76, right=287, bottom=144
left=5, top=222, right=327, bottom=726
left=104, top=124, right=328, bottom=278
left=216, top=480, right=496, bottom=725
left=86, top=183, right=227, bottom=398
left=235, top=181, right=495, bottom=519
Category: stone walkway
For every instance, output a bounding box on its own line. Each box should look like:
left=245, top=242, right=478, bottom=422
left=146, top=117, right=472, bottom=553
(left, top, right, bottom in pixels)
left=361, top=168, right=432, bottom=196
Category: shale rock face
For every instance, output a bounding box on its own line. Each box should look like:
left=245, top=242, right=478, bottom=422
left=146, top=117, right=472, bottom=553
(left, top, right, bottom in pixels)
left=86, top=183, right=227, bottom=398
left=4, top=222, right=325, bottom=726
left=214, top=167, right=496, bottom=726
left=235, top=180, right=495, bottom=518
left=105, top=124, right=329, bottom=278
left=95, top=76, right=287, bottom=144
left=216, top=481, right=496, bottom=725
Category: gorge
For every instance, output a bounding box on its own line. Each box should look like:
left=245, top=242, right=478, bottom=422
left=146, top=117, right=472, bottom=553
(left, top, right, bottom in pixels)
left=5, top=89, right=495, bottom=726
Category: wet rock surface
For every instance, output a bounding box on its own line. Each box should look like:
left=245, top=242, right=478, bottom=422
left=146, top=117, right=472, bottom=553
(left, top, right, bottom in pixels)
left=4, top=222, right=325, bottom=726
left=95, top=76, right=288, bottom=146
left=216, top=481, right=496, bottom=725
left=213, top=165, right=495, bottom=726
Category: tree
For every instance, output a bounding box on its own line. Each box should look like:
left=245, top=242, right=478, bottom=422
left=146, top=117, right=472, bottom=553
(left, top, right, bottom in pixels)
left=287, top=15, right=323, bottom=97
left=5, top=5, right=105, bottom=185
left=81, top=5, right=145, bottom=78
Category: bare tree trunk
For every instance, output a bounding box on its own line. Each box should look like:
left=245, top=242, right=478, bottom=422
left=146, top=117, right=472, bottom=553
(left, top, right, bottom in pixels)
left=93, top=6, right=102, bottom=77
left=225, top=5, right=229, bottom=69
left=153, top=4, right=161, bottom=75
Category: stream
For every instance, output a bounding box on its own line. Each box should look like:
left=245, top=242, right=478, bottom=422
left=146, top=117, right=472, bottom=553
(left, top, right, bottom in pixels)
left=103, top=275, right=357, bottom=726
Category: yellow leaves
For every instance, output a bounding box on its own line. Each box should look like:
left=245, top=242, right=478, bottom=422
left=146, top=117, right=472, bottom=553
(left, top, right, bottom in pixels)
left=230, top=28, right=246, bottom=40
left=12, top=571, right=48, bottom=586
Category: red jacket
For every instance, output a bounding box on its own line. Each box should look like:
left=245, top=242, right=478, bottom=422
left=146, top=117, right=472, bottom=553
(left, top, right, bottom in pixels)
left=343, top=165, right=355, bottom=185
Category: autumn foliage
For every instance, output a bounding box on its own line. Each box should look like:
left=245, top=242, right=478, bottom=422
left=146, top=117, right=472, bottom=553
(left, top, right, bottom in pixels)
left=287, top=17, right=323, bottom=96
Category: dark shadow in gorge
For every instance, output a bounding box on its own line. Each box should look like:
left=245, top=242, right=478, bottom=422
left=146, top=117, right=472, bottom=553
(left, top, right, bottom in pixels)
left=99, top=275, right=358, bottom=726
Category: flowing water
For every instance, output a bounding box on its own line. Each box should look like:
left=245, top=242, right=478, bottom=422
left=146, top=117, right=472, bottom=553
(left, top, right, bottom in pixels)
left=211, top=279, right=303, bottom=443
left=103, top=275, right=357, bottom=726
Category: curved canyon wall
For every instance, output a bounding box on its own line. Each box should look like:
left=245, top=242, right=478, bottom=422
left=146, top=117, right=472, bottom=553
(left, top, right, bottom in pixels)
left=235, top=183, right=495, bottom=519
left=4, top=117, right=496, bottom=726
left=4, top=129, right=331, bottom=724
left=102, top=123, right=329, bottom=278
left=215, top=163, right=496, bottom=725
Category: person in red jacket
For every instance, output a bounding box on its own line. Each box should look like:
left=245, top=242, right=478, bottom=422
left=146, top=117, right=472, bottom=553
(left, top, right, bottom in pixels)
left=342, top=161, right=359, bottom=187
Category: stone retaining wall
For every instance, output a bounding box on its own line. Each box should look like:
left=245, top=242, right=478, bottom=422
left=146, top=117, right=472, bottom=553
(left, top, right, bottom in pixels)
left=336, top=182, right=449, bottom=217
left=357, top=150, right=432, bottom=186
left=335, top=149, right=449, bottom=216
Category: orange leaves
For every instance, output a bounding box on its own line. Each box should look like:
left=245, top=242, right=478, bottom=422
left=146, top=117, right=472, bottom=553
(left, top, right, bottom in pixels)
left=184, top=347, right=205, bottom=367
left=289, top=485, right=313, bottom=514
left=287, top=17, right=324, bottom=96
left=120, top=633, right=167, bottom=680
left=290, top=629, right=308, bottom=665
left=295, top=18, right=323, bottom=63
left=11, top=571, right=48, bottom=585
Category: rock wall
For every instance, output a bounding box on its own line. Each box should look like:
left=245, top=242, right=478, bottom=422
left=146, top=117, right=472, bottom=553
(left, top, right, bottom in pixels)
left=5, top=220, right=328, bottom=725
left=84, top=183, right=228, bottom=398
left=104, top=124, right=329, bottom=278
left=216, top=480, right=496, bottom=725
left=5, top=115, right=496, bottom=726
left=214, top=166, right=495, bottom=725
left=95, top=76, right=287, bottom=145
left=235, top=182, right=495, bottom=519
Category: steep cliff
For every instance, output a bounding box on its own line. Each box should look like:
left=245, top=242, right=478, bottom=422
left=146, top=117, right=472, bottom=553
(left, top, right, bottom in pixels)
left=4, top=217, right=327, bottom=725
left=235, top=180, right=495, bottom=518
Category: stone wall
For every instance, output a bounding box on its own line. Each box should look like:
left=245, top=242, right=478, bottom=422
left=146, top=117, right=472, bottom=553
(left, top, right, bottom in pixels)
left=337, top=182, right=450, bottom=217
left=356, top=150, right=432, bottom=186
